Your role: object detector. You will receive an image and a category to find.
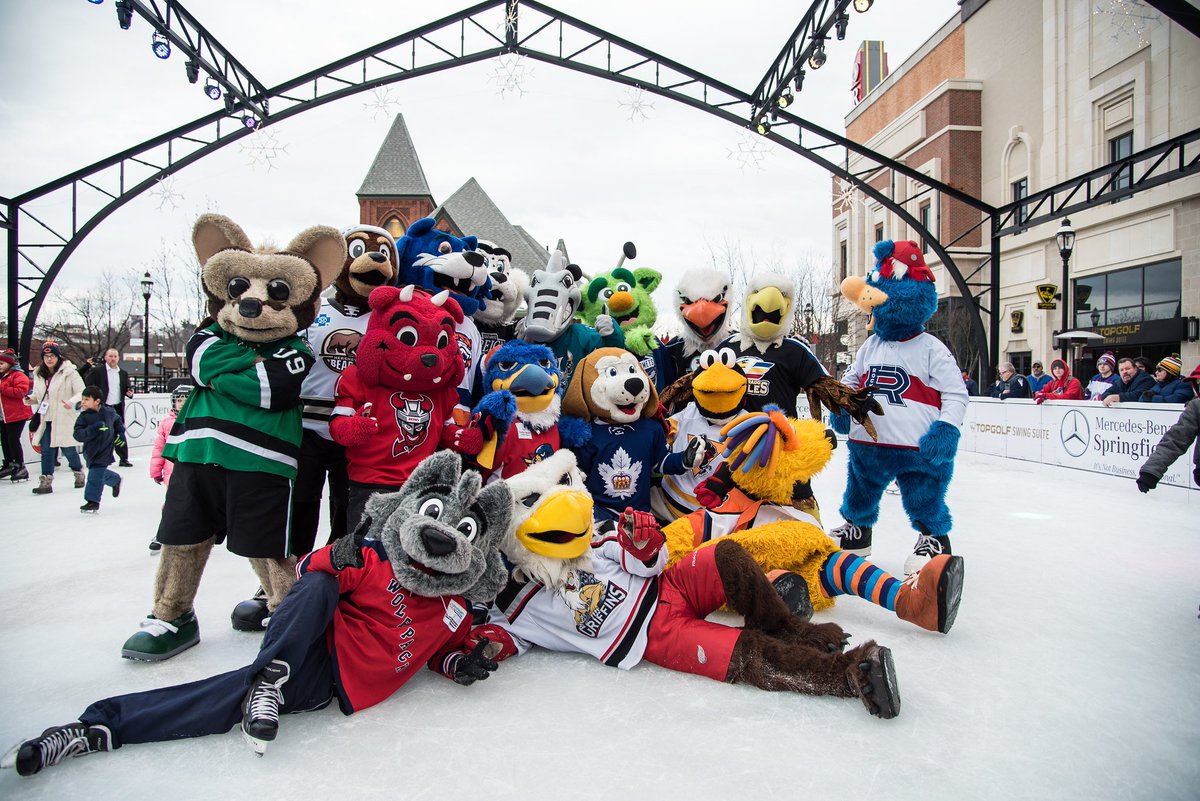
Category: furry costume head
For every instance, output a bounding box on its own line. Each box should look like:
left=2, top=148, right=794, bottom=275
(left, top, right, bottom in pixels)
left=395, top=218, right=490, bottom=316
left=500, top=449, right=594, bottom=586
left=675, top=270, right=731, bottom=365
left=357, top=285, right=465, bottom=391
left=841, top=240, right=937, bottom=341
left=359, top=451, right=511, bottom=598
left=718, top=406, right=833, bottom=505
left=735, top=272, right=795, bottom=353
left=523, top=250, right=583, bottom=343
left=691, top=347, right=747, bottom=422
left=338, top=225, right=399, bottom=306
left=481, top=340, right=563, bottom=431
left=562, top=347, right=659, bottom=424
left=193, top=214, right=345, bottom=342
left=580, top=266, right=662, bottom=333
left=474, top=240, right=528, bottom=326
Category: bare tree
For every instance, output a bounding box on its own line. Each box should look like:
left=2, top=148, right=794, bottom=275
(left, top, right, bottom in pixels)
left=36, top=271, right=140, bottom=367
left=145, top=236, right=205, bottom=358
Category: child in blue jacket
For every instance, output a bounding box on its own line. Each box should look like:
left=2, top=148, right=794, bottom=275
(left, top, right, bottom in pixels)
left=73, top=385, right=124, bottom=513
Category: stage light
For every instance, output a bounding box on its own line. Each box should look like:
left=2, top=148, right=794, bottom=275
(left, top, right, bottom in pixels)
left=809, top=38, right=827, bottom=70
left=204, top=79, right=222, bottom=101
left=185, top=59, right=199, bottom=84
left=853, top=0, right=873, bottom=12
left=794, top=70, right=805, bottom=92
left=835, top=12, right=850, bottom=40
left=87, top=0, right=104, bottom=5
left=756, top=119, right=771, bottom=136
left=776, top=88, right=793, bottom=109
left=242, top=115, right=258, bottom=130
left=151, top=32, right=170, bottom=59
left=115, top=0, right=133, bottom=29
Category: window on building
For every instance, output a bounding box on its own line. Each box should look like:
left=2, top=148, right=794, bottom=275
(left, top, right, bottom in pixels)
left=839, top=240, right=848, bottom=281
left=1012, top=177, right=1029, bottom=228
left=874, top=223, right=884, bottom=243
left=384, top=216, right=406, bottom=241
left=918, top=203, right=932, bottom=253
left=1109, top=132, right=1133, bottom=195
left=1073, top=259, right=1182, bottom=328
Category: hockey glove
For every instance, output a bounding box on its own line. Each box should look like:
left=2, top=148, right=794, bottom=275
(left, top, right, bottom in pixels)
left=594, top=313, right=615, bottom=337
left=464, top=623, right=518, bottom=662
left=681, top=435, right=717, bottom=470
left=617, top=506, right=664, bottom=563
left=330, top=515, right=370, bottom=571
left=694, top=463, right=734, bottom=510
left=451, top=640, right=500, bottom=686
left=1135, top=471, right=1159, bottom=494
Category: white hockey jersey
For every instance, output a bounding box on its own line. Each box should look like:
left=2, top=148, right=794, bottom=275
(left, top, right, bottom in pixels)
left=454, top=315, right=483, bottom=416
left=842, top=332, right=968, bottom=449
left=489, top=520, right=666, bottom=670
left=651, top=404, right=725, bottom=520
left=300, top=296, right=371, bottom=440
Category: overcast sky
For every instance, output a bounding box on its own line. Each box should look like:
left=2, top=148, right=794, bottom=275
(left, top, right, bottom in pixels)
left=1, top=0, right=961, bottom=317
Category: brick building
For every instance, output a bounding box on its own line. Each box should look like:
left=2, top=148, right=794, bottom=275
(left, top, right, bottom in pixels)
left=832, top=0, right=1200, bottom=379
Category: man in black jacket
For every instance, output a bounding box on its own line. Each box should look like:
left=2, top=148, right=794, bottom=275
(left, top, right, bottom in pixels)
left=85, top=348, right=133, bottom=466
left=1102, top=357, right=1156, bottom=407
left=990, top=362, right=1030, bottom=399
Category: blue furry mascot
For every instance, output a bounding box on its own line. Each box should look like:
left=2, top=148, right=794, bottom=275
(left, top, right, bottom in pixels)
left=830, top=240, right=969, bottom=576
left=471, top=340, right=590, bottom=481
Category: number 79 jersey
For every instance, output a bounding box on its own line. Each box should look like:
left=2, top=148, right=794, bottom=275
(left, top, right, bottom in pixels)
left=841, top=332, right=969, bottom=449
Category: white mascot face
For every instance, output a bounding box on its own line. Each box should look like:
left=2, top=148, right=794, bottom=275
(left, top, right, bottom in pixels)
left=589, top=352, right=651, bottom=424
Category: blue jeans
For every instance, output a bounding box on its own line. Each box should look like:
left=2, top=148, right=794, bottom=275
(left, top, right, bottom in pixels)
left=39, top=423, right=82, bottom=476
left=84, top=465, right=121, bottom=503
left=80, top=572, right=340, bottom=747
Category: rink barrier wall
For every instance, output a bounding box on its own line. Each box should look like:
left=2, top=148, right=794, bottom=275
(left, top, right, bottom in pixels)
left=960, top=397, right=1196, bottom=489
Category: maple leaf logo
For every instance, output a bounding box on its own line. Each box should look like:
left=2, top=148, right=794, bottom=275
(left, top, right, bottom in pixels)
left=597, top=447, right=641, bottom=500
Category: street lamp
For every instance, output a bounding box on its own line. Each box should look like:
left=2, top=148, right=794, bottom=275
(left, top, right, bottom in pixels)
left=1055, top=218, right=1075, bottom=362
left=141, top=271, right=154, bottom=390
left=803, top=302, right=815, bottom=341
left=156, top=342, right=164, bottom=386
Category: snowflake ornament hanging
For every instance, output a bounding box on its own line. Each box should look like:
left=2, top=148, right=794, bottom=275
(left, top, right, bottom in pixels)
left=362, top=86, right=401, bottom=121
left=494, top=0, right=519, bottom=38
left=239, top=128, right=288, bottom=172
left=489, top=54, right=533, bottom=98
left=1093, top=0, right=1161, bottom=47
left=834, top=178, right=862, bottom=214
left=726, top=131, right=772, bottom=173
left=149, top=174, right=184, bottom=212
left=618, top=87, right=655, bottom=123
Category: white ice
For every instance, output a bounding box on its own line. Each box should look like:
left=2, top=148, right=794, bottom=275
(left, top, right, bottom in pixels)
left=1, top=444, right=1196, bottom=801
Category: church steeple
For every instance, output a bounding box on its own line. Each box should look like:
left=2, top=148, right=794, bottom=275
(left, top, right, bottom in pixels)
left=356, top=114, right=436, bottom=240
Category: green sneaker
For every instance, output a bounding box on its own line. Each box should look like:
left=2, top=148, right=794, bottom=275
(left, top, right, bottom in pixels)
left=120, top=610, right=200, bottom=661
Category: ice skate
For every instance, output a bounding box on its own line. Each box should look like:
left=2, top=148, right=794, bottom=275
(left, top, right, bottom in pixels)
left=80, top=501, right=100, bottom=514
left=1, top=722, right=112, bottom=777
left=241, top=659, right=290, bottom=756
left=9, top=464, right=29, bottom=483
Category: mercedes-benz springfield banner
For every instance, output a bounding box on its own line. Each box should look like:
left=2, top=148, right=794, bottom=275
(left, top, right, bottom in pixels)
left=122, top=394, right=173, bottom=449
left=961, top=398, right=1196, bottom=489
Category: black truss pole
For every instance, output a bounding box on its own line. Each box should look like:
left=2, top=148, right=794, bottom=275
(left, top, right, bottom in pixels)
left=751, top=0, right=852, bottom=118
left=989, top=214, right=1001, bottom=383
left=4, top=199, right=16, bottom=364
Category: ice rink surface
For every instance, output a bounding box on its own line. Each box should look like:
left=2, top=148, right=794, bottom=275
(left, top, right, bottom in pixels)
left=1, top=445, right=1196, bottom=800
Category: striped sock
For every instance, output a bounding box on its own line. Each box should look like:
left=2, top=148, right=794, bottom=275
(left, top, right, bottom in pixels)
left=818, top=551, right=901, bottom=612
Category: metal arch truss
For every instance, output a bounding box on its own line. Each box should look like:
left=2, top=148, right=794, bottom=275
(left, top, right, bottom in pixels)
left=750, top=0, right=854, bottom=122
left=6, top=0, right=1197, bottom=376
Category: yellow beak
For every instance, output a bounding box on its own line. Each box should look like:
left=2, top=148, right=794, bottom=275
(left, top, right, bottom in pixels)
left=516, top=490, right=594, bottom=559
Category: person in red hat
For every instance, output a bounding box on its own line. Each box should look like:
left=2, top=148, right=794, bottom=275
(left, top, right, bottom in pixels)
left=1034, top=358, right=1082, bottom=404
left=1137, top=363, right=1200, bottom=493
left=0, top=349, right=33, bottom=482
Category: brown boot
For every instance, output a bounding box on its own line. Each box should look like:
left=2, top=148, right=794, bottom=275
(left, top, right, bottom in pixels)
left=73, top=470, right=85, bottom=489
left=32, top=475, right=53, bottom=495
left=894, top=554, right=964, bottom=634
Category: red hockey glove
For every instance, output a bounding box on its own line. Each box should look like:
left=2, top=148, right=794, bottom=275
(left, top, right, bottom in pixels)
left=464, top=623, right=518, bottom=662
left=617, top=507, right=664, bottom=562
left=330, top=406, right=378, bottom=447
left=694, top=464, right=734, bottom=509
left=448, top=423, right=484, bottom=456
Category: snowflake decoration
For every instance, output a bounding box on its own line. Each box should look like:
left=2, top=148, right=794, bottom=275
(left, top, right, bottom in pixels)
left=149, top=174, right=183, bottom=212
left=834, top=178, right=864, bottom=214
left=726, top=131, right=772, bottom=173
left=239, top=128, right=288, bottom=172
left=362, top=86, right=400, bottom=121
left=488, top=54, right=533, bottom=99
left=494, top=0, right=519, bottom=38
left=618, top=87, right=655, bottom=123
left=1093, top=0, right=1161, bottom=47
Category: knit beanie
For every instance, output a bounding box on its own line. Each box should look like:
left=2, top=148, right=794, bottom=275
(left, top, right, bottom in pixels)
left=41, top=343, right=62, bottom=359
left=1097, top=351, right=1116, bottom=371
left=1157, top=354, right=1182, bottom=378
left=0, top=350, right=15, bottom=367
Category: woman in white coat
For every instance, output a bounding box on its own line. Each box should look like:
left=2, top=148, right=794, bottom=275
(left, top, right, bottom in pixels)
left=25, top=343, right=85, bottom=494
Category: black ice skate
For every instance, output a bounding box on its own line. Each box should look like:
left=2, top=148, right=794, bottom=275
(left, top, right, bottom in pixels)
left=1, top=722, right=112, bottom=777
left=241, top=659, right=290, bottom=756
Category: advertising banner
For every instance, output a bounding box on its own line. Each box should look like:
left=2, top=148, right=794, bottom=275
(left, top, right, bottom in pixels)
left=122, top=393, right=172, bottom=449
left=961, top=398, right=1195, bottom=489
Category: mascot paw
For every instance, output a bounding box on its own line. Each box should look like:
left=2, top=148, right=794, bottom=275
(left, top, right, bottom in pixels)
left=594, top=313, right=615, bottom=337
left=625, top=327, right=658, bottom=356
left=558, top=415, right=591, bottom=448
left=332, top=413, right=379, bottom=446
left=474, top=390, right=517, bottom=439
left=918, top=421, right=960, bottom=465
left=453, top=425, right=485, bottom=456
left=829, top=409, right=852, bottom=436
left=785, top=620, right=850, bottom=653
